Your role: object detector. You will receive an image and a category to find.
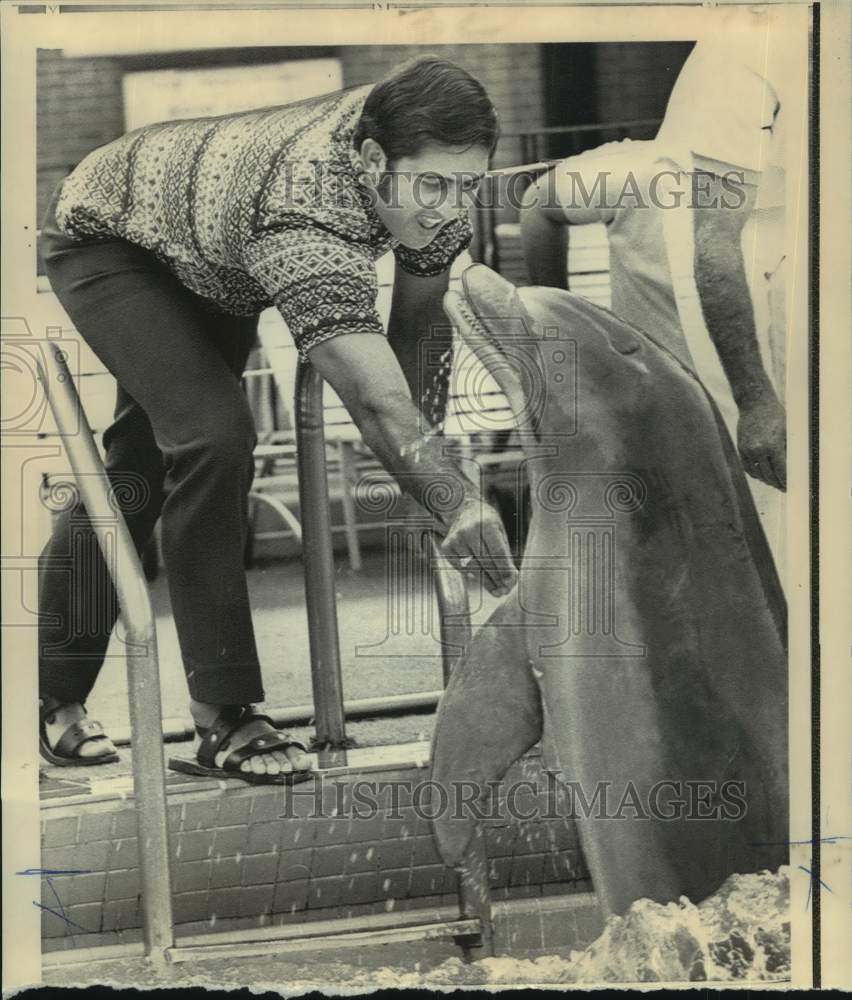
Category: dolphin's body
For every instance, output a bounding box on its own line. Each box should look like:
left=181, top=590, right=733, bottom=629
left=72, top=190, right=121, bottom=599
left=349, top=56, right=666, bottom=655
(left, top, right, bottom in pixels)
left=431, top=265, right=788, bottom=917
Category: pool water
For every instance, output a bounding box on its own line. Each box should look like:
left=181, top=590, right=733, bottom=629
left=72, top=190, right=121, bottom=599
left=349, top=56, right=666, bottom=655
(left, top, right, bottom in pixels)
left=46, top=868, right=790, bottom=989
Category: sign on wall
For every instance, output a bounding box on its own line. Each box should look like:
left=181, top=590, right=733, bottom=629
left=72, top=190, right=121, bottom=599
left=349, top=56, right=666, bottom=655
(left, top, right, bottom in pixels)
left=122, top=58, right=343, bottom=130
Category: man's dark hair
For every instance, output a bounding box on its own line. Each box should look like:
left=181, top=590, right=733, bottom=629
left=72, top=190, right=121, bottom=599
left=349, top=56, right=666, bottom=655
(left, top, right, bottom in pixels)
left=353, top=56, right=500, bottom=162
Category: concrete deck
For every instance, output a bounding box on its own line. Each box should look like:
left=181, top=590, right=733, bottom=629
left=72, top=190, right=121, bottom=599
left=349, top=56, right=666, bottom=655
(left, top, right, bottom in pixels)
left=44, top=547, right=502, bottom=763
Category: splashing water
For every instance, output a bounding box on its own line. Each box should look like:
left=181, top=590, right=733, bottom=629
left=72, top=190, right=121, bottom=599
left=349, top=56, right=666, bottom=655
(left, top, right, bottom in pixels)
left=564, top=867, right=790, bottom=984
left=353, top=867, right=791, bottom=987
left=46, top=871, right=790, bottom=991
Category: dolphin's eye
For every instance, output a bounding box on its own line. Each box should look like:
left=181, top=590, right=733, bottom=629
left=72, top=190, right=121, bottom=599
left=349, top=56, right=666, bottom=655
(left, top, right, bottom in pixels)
left=613, top=339, right=641, bottom=355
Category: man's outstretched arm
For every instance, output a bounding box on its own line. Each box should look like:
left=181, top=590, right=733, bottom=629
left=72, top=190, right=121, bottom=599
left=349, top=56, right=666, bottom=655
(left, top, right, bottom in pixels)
left=693, top=174, right=786, bottom=490
left=250, top=219, right=516, bottom=595
left=309, top=326, right=517, bottom=597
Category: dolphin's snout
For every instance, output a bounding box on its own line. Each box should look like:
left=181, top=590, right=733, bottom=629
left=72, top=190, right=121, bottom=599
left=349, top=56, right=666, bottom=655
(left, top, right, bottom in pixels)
left=460, top=265, right=538, bottom=345
left=444, top=274, right=540, bottom=438
left=461, top=263, right=522, bottom=319
left=443, top=288, right=502, bottom=355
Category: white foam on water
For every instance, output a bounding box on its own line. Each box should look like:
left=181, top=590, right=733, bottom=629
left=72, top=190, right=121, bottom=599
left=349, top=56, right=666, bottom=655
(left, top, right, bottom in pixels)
left=565, top=867, right=790, bottom=984
left=349, top=867, right=791, bottom=987
left=49, top=868, right=790, bottom=991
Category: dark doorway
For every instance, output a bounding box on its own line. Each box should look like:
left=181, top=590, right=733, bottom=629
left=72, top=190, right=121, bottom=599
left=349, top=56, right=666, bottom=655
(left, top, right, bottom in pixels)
left=541, top=41, right=696, bottom=159
left=541, top=43, right=599, bottom=159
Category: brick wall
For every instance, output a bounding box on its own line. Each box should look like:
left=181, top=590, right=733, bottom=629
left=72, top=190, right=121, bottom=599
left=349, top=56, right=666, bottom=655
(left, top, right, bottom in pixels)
left=36, top=50, right=126, bottom=225
left=36, top=41, right=693, bottom=228
left=39, top=754, right=591, bottom=952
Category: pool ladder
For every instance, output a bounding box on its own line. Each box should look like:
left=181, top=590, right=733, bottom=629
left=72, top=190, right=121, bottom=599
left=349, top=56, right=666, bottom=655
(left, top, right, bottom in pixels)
left=38, top=344, right=494, bottom=965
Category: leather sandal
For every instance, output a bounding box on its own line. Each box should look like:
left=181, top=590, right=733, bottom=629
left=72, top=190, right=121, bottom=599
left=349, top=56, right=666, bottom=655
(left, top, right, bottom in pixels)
left=168, top=705, right=313, bottom=786
left=39, top=698, right=119, bottom=767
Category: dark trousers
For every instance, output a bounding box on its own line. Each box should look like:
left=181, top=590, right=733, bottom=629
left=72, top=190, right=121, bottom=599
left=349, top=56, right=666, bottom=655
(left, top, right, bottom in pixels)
left=39, top=187, right=265, bottom=705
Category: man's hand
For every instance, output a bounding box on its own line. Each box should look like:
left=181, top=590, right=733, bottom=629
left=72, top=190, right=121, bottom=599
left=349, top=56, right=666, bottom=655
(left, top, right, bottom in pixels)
left=737, top=389, right=787, bottom=491
left=439, top=496, right=518, bottom=597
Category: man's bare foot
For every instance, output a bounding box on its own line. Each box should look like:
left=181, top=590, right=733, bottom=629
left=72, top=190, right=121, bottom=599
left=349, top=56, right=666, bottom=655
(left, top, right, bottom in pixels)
left=190, top=701, right=311, bottom=777
left=42, top=702, right=117, bottom=759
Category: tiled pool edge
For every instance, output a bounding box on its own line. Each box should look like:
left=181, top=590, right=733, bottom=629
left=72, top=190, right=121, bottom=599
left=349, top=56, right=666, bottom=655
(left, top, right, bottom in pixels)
left=40, top=746, right=593, bottom=952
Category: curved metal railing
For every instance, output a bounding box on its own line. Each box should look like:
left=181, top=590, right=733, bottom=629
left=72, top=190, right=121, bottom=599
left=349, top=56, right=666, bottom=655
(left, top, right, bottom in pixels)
left=40, top=347, right=493, bottom=960
left=38, top=343, right=175, bottom=964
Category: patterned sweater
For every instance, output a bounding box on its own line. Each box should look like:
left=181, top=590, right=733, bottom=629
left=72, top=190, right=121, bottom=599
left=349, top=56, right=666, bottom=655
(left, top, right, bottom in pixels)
left=55, top=84, right=473, bottom=358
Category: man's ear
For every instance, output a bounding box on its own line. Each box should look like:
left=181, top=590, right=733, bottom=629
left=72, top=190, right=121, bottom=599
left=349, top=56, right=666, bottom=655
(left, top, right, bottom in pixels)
left=358, top=138, right=388, bottom=184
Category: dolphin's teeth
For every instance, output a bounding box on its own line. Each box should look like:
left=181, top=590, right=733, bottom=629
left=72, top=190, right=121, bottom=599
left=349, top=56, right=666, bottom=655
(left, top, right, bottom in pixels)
left=445, top=290, right=503, bottom=353
left=457, top=301, right=492, bottom=343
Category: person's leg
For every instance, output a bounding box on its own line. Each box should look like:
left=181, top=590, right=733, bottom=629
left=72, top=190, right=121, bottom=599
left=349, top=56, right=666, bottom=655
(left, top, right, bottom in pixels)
left=165, top=309, right=309, bottom=777
left=39, top=388, right=167, bottom=704
left=39, top=217, right=305, bottom=774
left=38, top=187, right=170, bottom=759
left=160, top=308, right=308, bottom=775
left=39, top=386, right=167, bottom=759
left=41, top=230, right=262, bottom=693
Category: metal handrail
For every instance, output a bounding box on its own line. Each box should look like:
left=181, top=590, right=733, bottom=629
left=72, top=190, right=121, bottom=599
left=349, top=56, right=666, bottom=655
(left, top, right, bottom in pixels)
left=38, top=344, right=492, bottom=960
left=292, top=361, right=482, bottom=746
left=503, top=117, right=663, bottom=139
left=294, top=362, right=349, bottom=764
left=38, top=343, right=174, bottom=964
left=294, top=362, right=493, bottom=955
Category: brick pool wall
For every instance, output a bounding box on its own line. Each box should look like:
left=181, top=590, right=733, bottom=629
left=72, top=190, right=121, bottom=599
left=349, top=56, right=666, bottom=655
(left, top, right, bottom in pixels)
left=39, top=753, right=592, bottom=952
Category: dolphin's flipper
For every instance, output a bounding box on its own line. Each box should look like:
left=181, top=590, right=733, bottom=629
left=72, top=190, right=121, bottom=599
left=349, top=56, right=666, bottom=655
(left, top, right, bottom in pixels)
left=430, top=596, right=543, bottom=867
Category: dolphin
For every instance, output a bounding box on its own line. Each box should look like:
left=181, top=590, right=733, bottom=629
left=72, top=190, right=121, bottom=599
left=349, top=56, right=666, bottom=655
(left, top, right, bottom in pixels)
left=430, top=264, right=788, bottom=917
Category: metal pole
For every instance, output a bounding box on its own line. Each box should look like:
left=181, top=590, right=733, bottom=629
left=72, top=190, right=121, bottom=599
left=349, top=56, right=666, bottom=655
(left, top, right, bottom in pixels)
left=427, top=536, right=494, bottom=957
left=457, top=826, right=495, bottom=959
left=336, top=441, right=362, bottom=571
left=488, top=173, right=500, bottom=274
left=38, top=344, right=174, bottom=964
left=110, top=690, right=445, bottom=746
left=294, top=361, right=349, bottom=765
left=293, top=363, right=491, bottom=946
